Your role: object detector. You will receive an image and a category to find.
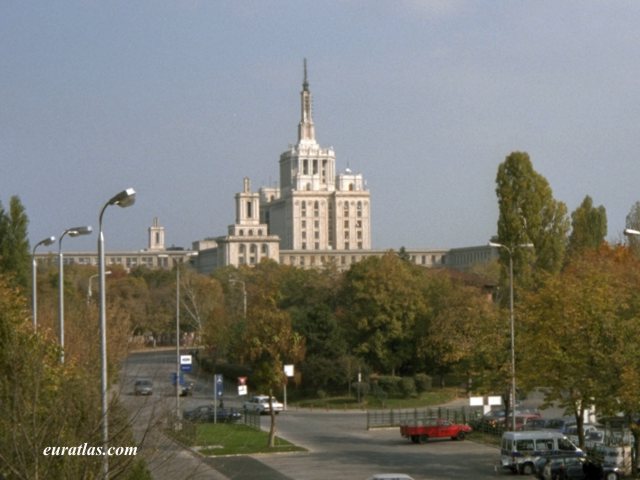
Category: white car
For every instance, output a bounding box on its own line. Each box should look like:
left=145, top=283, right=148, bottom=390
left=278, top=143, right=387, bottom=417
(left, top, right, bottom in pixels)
left=243, top=395, right=284, bottom=414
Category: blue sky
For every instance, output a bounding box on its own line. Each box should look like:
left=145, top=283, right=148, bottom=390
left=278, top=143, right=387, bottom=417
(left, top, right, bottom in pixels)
left=3, top=1, right=640, bottom=252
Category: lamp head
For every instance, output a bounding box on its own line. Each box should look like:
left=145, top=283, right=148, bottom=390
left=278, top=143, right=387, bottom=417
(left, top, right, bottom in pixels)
left=109, top=188, right=136, bottom=208
left=41, top=236, right=56, bottom=247
left=624, top=228, right=640, bottom=236
left=68, top=225, right=93, bottom=237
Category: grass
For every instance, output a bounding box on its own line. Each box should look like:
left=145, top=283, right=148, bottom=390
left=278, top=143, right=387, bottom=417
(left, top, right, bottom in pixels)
left=171, top=423, right=306, bottom=456
left=291, top=387, right=461, bottom=410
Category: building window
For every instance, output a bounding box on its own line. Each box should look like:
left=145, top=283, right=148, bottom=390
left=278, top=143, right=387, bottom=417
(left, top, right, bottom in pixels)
left=262, top=244, right=269, bottom=254
left=247, top=201, right=253, bottom=219
left=301, top=201, right=307, bottom=217
left=344, top=220, right=349, bottom=228
left=314, top=201, right=319, bottom=217
left=357, top=201, right=363, bottom=217
left=315, top=242, right=320, bottom=249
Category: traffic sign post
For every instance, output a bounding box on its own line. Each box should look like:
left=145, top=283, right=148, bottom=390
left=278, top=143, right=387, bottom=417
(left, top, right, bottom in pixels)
left=214, top=374, right=223, bottom=424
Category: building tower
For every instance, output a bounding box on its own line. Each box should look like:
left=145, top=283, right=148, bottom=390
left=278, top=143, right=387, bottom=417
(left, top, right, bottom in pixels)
left=214, top=178, right=280, bottom=267
left=148, top=217, right=165, bottom=251
left=260, top=60, right=371, bottom=251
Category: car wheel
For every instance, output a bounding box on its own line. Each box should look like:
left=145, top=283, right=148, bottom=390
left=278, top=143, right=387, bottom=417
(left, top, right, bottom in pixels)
left=456, top=431, right=466, bottom=441
left=419, top=435, right=428, bottom=444
left=604, top=473, right=618, bottom=480
left=520, top=463, right=534, bottom=475
left=411, top=435, right=419, bottom=444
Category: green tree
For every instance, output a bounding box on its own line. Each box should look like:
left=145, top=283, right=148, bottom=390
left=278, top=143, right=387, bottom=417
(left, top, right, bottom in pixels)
left=338, top=253, right=427, bottom=375
left=519, top=247, right=640, bottom=449
left=567, top=195, right=607, bottom=257
left=416, top=270, right=499, bottom=388
left=0, top=196, right=31, bottom=289
left=280, top=267, right=347, bottom=394
left=232, top=261, right=305, bottom=447
left=495, top=152, right=569, bottom=281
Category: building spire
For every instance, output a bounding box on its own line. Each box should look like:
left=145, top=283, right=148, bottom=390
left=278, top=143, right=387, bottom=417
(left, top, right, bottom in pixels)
left=298, top=58, right=316, bottom=144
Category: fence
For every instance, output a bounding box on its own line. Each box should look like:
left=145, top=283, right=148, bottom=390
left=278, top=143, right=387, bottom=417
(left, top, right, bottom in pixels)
left=366, top=406, right=483, bottom=430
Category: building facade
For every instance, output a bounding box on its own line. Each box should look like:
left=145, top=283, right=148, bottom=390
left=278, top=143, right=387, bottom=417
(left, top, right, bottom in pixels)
left=259, top=61, right=371, bottom=252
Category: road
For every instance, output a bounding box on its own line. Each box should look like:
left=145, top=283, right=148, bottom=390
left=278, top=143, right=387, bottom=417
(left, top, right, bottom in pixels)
left=120, top=350, right=506, bottom=480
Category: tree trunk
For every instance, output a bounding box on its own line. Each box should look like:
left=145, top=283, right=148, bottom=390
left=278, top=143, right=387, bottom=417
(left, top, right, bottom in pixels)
left=268, top=391, right=276, bottom=448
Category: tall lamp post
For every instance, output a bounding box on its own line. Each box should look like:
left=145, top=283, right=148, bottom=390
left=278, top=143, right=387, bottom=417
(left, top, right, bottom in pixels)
left=175, top=262, right=182, bottom=430
left=32, top=235, right=56, bottom=330
left=58, top=226, right=92, bottom=363
left=489, top=241, right=533, bottom=432
left=230, top=278, right=247, bottom=320
left=98, top=188, right=135, bottom=480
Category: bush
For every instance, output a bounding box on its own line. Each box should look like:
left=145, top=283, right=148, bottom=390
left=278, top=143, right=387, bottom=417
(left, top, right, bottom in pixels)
left=399, top=377, right=417, bottom=398
left=375, top=375, right=402, bottom=397
left=414, top=373, right=432, bottom=393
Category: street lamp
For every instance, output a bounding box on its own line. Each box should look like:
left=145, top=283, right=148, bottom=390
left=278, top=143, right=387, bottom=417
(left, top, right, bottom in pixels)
left=624, top=228, right=640, bottom=236
left=230, top=278, right=247, bottom=320
left=88, top=271, right=111, bottom=304
left=58, top=226, right=93, bottom=363
left=488, top=241, right=534, bottom=432
left=98, top=188, right=135, bottom=479
left=32, top=235, right=56, bottom=330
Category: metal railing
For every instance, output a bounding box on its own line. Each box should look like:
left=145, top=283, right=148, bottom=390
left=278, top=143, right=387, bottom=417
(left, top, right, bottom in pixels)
left=366, top=406, right=483, bottom=430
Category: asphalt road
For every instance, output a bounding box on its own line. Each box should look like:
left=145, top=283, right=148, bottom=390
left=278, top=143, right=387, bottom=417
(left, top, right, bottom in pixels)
left=120, top=349, right=508, bottom=480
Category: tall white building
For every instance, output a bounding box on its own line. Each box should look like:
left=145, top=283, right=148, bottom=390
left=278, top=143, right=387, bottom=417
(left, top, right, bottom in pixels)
left=259, top=60, right=371, bottom=252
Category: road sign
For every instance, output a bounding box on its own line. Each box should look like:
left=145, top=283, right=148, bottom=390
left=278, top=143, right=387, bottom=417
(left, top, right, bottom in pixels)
left=171, top=372, right=185, bottom=385
left=237, top=376, right=247, bottom=395
left=215, top=374, right=224, bottom=397
left=180, top=354, right=192, bottom=372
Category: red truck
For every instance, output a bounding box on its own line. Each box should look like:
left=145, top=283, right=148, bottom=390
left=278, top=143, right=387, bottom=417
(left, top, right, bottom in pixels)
left=400, top=418, right=472, bottom=444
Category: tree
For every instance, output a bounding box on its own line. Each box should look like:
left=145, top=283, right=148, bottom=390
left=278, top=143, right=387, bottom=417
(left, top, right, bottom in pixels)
left=495, top=152, right=570, bottom=282
left=416, top=269, right=500, bottom=388
left=178, top=265, right=222, bottom=345
left=338, top=253, right=427, bottom=375
left=518, top=246, right=640, bottom=449
left=280, top=267, right=347, bottom=394
left=0, top=196, right=31, bottom=289
left=232, top=261, right=305, bottom=447
left=567, top=195, right=607, bottom=257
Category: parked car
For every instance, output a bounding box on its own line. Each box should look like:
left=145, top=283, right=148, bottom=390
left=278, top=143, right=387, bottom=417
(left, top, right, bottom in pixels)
left=537, top=454, right=621, bottom=480
left=134, top=378, right=153, bottom=396
left=243, top=395, right=284, bottom=414
left=183, top=405, right=242, bottom=423
left=400, top=418, right=472, bottom=443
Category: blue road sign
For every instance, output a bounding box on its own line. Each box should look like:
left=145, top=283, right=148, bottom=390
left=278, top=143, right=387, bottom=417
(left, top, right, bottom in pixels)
left=215, top=374, right=224, bottom=397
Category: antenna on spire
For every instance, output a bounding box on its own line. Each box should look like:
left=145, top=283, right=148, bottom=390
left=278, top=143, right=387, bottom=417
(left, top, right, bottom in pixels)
left=303, top=58, right=309, bottom=90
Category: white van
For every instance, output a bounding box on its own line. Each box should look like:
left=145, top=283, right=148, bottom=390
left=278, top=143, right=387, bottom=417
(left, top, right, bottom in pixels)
left=500, top=431, right=583, bottom=475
